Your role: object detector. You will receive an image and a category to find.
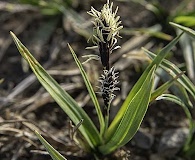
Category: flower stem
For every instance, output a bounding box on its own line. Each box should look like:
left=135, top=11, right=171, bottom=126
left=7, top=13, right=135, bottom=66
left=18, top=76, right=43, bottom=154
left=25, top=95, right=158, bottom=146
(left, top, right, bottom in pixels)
left=104, top=103, right=111, bottom=134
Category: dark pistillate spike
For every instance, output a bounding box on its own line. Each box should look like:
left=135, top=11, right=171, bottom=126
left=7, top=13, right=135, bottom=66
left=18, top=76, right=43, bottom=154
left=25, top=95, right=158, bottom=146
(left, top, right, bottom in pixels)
left=98, top=67, right=120, bottom=109
left=99, top=42, right=110, bottom=70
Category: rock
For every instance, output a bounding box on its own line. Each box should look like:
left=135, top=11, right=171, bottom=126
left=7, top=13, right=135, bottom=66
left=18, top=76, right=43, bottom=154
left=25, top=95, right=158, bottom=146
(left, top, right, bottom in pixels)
left=132, top=130, right=154, bottom=150
left=158, top=128, right=189, bottom=157
left=150, top=154, right=166, bottom=160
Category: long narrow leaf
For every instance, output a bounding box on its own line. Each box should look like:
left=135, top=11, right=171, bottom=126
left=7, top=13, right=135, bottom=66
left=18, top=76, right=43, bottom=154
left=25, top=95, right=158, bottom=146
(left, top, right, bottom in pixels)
left=150, top=71, right=184, bottom=101
left=68, top=44, right=105, bottom=136
left=99, top=65, right=155, bottom=155
left=105, top=33, right=182, bottom=142
left=156, top=94, right=192, bottom=121
left=144, top=49, right=195, bottom=101
left=177, top=29, right=195, bottom=82
left=174, top=16, right=195, bottom=27
left=35, top=130, right=67, bottom=160
left=184, top=140, right=195, bottom=158
left=170, top=22, right=195, bottom=39
left=156, top=94, right=194, bottom=152
left=10, top=32, right=101, bottom=150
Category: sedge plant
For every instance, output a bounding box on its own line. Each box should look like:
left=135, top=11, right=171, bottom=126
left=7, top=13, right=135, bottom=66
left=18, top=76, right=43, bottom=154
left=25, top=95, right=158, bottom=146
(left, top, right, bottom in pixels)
left=10, top=1, right=194, bottom=159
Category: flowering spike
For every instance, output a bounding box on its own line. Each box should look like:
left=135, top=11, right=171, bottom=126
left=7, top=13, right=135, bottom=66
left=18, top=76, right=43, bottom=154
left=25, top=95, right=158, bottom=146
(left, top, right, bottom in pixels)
left=98, top=66, right=120, bottom=107
left=86, top=1, right=122, bottom=125
left=87, top=0, right=123, bottom=69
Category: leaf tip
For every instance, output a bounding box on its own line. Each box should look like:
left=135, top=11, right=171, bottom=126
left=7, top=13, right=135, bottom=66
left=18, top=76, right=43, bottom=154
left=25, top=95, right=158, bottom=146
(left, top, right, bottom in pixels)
left=169, top=22, right=174, bottom=25
left=34, top=130, right=41, bottom=137
left=67, top=43, right=73, bottom=51
left=10, top=31, right=15, bottom=38
left=67, top=43, right=70, bottom=49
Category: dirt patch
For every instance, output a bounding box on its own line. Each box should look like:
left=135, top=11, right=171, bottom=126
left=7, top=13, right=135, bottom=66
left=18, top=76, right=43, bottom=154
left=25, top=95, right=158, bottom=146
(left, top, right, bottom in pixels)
left=0, top=0, right=194, bottom=160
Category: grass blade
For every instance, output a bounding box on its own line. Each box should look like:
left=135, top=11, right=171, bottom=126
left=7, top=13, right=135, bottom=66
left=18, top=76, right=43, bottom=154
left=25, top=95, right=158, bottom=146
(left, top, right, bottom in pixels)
left=177, top=30, right=195, bottom=83
left=150, top=71, right=184, bottom=101
left=156, top=94, right=192, bottom=121
left=99, top=33, right=182, bottom=155
left=35, top=130, right=67, bottom=160
left=106, top=33, right=182, bottom=139
left=10, top=31, right=101, bottom=151
left=174, top=16, right=195, bottom=27
left=144, top=49, right=195, bottom=101
left=99, top=65, right=155, bottom=155
left=68, top=44, right=105, bottom=135
left=156, top=94, right=194, bottom=152
left=170, top=22, right=195, bottom=39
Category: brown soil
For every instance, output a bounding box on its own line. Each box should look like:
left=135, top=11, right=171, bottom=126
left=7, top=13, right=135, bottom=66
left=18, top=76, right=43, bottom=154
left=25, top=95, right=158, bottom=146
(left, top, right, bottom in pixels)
left=0, top=0, right=194, bottom=160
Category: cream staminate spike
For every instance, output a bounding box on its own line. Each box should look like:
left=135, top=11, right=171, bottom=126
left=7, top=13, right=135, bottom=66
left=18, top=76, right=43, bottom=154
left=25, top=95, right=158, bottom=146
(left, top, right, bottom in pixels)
left=87, top=0, right=123, bottom=52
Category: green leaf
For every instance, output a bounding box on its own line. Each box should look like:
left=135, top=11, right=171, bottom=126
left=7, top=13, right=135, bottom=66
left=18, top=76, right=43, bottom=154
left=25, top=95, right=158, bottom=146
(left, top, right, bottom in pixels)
left=0, top=79, right=4, bottom=84
left=184, top=133, right=195, bottom=158
left=99, top=33, right=182, bottom=155
left=170, top=22, right=195, bottom=39
left=68, top=44, right=105, bottom=136
left=150, top=71, right=184, bottom=102
left=99, top=65, right=155, bottom=155
left=156, top=94, right=194, bottom=152
left=35, top=130, right=67, bottom=160
left=147, top=32, right=183, bottom=69
left=156, top=94, right=192, bottom=121
left=174, top=16, right=195, bottom=27
left=107, top=32, right=182, bottom=138
left=144, top=49, right=195, bottom=102
left=10, top=32, right=101, bottom=151
left=177, top=30, right=195, bottom=83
